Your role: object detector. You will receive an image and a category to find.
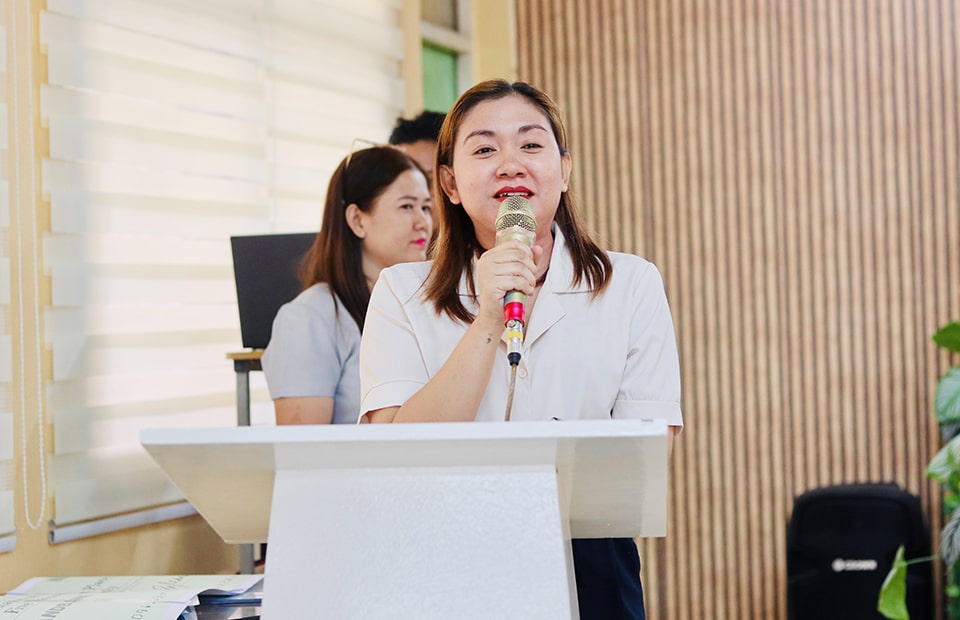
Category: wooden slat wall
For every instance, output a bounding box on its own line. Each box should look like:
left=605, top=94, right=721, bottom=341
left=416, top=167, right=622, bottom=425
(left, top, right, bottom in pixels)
left=517, top=1, right=960, bottom=618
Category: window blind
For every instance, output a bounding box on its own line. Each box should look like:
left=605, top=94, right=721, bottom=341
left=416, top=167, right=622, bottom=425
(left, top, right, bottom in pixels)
left=40, top=0, right=404, bottom=537
left=0, top=15, right=15, bottom=552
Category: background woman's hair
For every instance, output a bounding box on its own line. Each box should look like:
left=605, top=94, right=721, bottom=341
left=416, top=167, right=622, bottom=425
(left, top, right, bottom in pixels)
left=425, top=79, right=612, bottom=323
left=300, top=145, right=423, bottom=331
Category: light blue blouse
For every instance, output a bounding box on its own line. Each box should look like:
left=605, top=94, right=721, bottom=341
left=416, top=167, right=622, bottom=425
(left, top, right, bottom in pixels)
left=261, top=283, right=361, bottom=424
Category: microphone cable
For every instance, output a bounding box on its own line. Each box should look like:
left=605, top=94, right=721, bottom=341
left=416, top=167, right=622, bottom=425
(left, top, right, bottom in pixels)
left=504, top=364, right=518, bottom=422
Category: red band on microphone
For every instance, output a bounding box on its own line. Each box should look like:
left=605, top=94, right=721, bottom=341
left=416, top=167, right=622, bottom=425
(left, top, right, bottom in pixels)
left=504, top=301, right=525, bottom=323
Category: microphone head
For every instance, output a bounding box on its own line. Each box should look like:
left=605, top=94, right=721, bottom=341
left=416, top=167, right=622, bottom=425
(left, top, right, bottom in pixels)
left=495, top=196, right=537, bottom=233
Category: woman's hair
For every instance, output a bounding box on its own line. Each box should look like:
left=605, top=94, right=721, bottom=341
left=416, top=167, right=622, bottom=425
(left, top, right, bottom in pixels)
left=425, top=79, right=612, bottom=323
left=300, top=145, right=423, bottom=331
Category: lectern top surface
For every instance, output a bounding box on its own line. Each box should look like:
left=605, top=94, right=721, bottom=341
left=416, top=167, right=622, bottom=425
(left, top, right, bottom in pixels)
left=140, top=418, right=669, bottom=542
left=142, top=418, right=666, bottom=445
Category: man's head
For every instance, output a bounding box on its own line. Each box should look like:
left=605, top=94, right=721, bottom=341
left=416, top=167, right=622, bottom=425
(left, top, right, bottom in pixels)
left=388, top=111, right=446, bottom=182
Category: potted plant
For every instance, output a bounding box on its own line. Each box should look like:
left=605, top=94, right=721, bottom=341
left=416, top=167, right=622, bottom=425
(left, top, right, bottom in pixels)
left=879, top=321, right=960, bottom=619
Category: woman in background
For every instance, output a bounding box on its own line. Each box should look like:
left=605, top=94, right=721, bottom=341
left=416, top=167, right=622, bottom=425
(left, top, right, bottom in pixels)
left=262, top=145, right=432, bottom=425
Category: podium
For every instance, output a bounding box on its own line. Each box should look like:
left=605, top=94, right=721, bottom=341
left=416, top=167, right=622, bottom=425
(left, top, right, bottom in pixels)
left=141, top=419, right=668, bottom=620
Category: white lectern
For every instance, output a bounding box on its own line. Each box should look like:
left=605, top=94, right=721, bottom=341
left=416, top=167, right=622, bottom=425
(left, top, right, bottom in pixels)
left=141, top=419, right=668, bottom=620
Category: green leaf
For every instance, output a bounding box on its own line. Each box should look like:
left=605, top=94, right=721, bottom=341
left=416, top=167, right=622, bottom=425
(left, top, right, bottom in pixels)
left=878, top=545, right=910, bottom=619
left=928, top=436, right=960, bottom=483
left=944, top=507, right=960, bottom=568
left=937, top=367, right=960, bottom=424
left=942, top=420, right=960, bottom=442
left=934, top=322, right=960, bottom=353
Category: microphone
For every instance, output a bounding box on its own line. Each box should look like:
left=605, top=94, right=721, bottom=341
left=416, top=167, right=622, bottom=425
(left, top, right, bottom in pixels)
left=495, top=196, right=537, bottom=366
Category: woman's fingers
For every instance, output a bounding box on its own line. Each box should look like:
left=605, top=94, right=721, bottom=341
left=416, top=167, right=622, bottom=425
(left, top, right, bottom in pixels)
left=475, top=242, right=536, bottom=321
left=481, top=242, right=536, bottom=289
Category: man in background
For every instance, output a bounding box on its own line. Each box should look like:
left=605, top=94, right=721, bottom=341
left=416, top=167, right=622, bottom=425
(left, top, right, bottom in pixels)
left=388, top=110, right=446, bottom=185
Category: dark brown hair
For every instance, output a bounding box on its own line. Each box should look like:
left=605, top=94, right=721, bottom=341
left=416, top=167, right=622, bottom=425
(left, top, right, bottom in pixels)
left=425, top=79, right=612, bottom=323
left=388, top=110, right=446, bottom=145
left=300, top=145, right=423, bottom=331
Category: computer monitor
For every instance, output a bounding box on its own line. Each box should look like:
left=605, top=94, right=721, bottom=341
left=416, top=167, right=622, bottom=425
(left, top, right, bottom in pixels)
left=230, top=232, right=316, bottom=350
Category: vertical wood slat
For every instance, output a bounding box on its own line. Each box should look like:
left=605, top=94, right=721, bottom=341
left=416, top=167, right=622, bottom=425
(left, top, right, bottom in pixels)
left=516, top=1, right=960, bottom=617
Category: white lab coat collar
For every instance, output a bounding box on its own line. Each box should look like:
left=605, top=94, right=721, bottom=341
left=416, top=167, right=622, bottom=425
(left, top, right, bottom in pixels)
left=457, top=223, right=595, bottom=297
left=456, top=223, right=602, bottom=347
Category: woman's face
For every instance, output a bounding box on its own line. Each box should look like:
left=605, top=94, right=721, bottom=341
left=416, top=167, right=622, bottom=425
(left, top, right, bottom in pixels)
left=439, top=94, right=572, bottom=249
left=355, top=168, right=433, bottom=276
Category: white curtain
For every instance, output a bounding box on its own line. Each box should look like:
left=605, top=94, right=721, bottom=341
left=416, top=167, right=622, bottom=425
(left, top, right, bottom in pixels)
left=0, top=12, right=15, bottom=552
left=40, top=0, right=404, bottom=537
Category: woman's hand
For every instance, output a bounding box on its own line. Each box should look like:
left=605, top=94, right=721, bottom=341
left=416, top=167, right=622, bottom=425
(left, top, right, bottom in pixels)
left=475, top=240, right=543, bottom=326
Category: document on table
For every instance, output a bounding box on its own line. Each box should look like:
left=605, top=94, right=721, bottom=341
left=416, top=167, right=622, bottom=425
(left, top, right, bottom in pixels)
left=0, top=574, right=263, bottom=620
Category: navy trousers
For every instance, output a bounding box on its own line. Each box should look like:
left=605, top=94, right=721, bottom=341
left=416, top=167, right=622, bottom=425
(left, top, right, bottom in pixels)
left=571, top=538, right=646, bottom=620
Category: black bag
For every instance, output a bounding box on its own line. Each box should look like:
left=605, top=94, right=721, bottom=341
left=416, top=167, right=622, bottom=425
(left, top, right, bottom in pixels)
left=786, top=482, right=932, bottom=619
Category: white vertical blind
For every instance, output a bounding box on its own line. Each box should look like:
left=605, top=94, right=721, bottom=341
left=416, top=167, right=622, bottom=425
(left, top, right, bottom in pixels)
left=263, top=0, right=405, bottom=229
left=40, top=0, right=404, bottom=532
left=0, top=14, right=15, bottom=550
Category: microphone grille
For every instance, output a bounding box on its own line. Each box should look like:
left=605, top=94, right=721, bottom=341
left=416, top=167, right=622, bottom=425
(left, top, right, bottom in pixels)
left=495, top=196, right=537, bottom=233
